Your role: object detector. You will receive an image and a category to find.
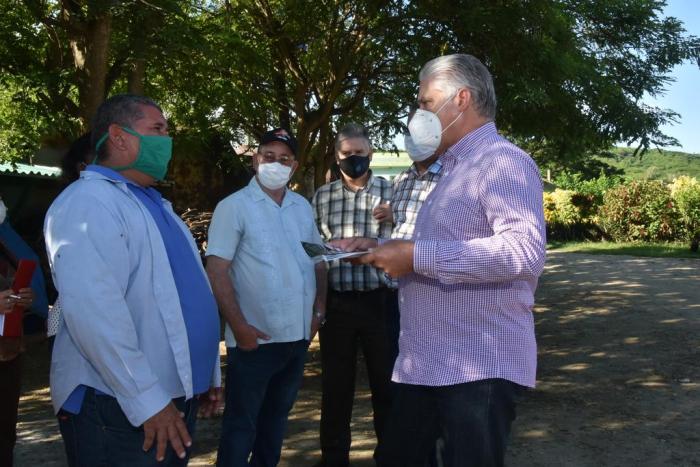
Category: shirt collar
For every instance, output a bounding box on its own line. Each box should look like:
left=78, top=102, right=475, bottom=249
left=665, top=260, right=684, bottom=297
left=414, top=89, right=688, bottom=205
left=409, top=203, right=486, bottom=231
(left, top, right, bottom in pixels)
left=407, top=159, right=442, bottom=178
left=429, top=160, right=442, bottom=175
left=443, top=121, right=497, bottom=161
left=341, top=171, right=375, bottom=193
left=248, top=176, right=297, bottom=207
left=85, top=164, right=161, bottom=201
left=85, top=164, right=135, bottom=186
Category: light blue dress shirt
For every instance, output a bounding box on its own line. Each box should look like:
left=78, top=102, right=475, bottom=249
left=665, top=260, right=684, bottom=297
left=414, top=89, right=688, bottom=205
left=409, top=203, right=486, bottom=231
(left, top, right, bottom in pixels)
left=44, top=169, right=221, bottom=426
left=206, top=177, right=322, bottom=347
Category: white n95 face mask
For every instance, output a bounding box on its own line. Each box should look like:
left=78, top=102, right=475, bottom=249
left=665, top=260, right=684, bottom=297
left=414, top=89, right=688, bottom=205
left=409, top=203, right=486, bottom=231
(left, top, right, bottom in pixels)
left=257, top=162, right=292, bottom=190
left=0, top=200, right=6, bottom=225
left=404, top=92, right=463, bottom=162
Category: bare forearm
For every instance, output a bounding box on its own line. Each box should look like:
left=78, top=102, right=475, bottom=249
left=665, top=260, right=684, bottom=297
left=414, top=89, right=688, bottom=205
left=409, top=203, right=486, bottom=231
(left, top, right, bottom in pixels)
left=206, top=264, right=246, bottom=329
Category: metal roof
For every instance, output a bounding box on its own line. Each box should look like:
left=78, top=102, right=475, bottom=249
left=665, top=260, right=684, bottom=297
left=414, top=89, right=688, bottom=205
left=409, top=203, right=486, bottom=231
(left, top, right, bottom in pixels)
left=0, top=162, right=62, bottom=179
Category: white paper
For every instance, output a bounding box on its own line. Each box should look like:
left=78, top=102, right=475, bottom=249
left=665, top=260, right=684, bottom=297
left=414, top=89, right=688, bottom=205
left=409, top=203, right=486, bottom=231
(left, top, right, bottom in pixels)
left=311, top=250, right=369, bottom=264
left=302, top=241, right=370, bottom=264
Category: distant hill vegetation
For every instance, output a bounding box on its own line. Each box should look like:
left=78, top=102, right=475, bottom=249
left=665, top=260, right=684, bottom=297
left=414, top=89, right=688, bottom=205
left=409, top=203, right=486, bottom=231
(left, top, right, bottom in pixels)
left=599, top=147, right=700, bottom=181
left=373, top=148, right=700, bottom=182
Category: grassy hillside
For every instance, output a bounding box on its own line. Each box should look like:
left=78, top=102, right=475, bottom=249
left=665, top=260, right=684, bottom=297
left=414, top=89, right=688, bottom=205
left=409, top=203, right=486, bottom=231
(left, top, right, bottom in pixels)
left=372, top=147, right=700, bottom=182
left=599, top=147, right=700, bottom=181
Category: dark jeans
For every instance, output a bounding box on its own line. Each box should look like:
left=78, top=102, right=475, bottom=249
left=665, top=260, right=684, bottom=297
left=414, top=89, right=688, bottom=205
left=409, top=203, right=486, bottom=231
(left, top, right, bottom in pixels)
left=0, top=355, right=22, bottom=467
left=57, top=388, right=199, bottom=467
left=384, top=289, right=400, bottom=372
left=376, top=379, right=524, bottom=467
left=319, top=289, right=392, bottom=466
left=217, top=340, right=308, bottom=467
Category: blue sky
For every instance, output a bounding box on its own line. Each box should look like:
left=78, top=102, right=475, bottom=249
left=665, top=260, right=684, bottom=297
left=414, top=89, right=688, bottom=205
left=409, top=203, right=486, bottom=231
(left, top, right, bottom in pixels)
left=643, top=0, right=700, bottom=154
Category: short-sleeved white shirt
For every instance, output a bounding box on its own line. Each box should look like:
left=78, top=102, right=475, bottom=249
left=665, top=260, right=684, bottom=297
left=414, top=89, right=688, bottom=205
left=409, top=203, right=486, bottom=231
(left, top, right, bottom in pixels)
left=206, top=177, right=322, bottom=347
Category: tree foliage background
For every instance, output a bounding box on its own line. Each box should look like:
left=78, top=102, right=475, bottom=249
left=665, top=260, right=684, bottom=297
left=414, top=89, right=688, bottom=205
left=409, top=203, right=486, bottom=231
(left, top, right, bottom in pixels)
left=1, top=0, right=699, bottom=207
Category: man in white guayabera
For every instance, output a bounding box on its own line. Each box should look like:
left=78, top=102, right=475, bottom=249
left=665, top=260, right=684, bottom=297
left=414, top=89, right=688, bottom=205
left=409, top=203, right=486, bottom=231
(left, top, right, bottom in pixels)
left=206, top=128, right=327, bottom=467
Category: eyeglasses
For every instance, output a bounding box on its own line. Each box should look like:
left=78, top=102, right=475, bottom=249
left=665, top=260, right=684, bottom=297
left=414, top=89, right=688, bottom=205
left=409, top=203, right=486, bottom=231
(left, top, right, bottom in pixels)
left=259, top=151, right=295, bottom=166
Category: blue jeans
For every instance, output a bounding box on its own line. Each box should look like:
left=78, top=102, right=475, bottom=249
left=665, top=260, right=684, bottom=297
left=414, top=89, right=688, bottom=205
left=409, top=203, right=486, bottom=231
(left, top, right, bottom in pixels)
left=216, top=340, right=308, bottom=467
left=384, top=289, right=400, bottom=374
left=57, top=388, right=198, bottom=467
left=376, top=379, right=524, bottom=467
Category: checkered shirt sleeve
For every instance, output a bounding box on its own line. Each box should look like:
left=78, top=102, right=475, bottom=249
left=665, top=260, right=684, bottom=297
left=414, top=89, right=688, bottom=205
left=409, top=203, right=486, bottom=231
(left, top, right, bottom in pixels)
left=390, top=164, right=442, bottom=241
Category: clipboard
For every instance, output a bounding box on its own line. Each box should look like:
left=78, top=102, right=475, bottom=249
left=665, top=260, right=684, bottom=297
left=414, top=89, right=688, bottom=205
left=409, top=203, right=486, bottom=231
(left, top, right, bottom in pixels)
left=0, top=259, right=37, bottom=337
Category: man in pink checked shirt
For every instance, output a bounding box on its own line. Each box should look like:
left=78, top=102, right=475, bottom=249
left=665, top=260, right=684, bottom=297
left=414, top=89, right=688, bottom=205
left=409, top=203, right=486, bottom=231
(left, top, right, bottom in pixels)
left=335, top=53, right=547, bottom=467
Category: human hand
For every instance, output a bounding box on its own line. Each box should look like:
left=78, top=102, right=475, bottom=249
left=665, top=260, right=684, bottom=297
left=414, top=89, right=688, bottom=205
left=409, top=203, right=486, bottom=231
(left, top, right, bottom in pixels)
left=357, top=240, right=415, bottom=278
left=373, top=203, right=393, bottom=223
left=328, top=237, right=378, bottom=252
left=14, top=287, right=33, bottom=310
left=142, top=401, right=192, bottom=462
left=0, top=289, right=16, bottom=315
left=197, top=387, right=223, bottom=418
left=310, top=310, right=325, bottom=341
left=233, top=322, right=270, bottom=351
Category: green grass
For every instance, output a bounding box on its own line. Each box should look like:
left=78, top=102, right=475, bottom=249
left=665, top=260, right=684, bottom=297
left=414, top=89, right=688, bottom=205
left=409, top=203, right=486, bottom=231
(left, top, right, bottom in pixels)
left=547, top=241, right=700, bottom=259
left=598, top=147, right=700, bottom=181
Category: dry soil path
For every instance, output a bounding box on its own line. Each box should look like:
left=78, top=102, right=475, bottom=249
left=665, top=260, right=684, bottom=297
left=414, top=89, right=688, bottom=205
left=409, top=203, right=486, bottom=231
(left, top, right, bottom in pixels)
left=14, top=252, right=700, bottom=466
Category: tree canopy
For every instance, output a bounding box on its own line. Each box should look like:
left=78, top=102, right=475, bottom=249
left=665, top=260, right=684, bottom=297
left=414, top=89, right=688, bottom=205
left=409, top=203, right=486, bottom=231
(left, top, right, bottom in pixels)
left=1, top=0, right=698, bottom=203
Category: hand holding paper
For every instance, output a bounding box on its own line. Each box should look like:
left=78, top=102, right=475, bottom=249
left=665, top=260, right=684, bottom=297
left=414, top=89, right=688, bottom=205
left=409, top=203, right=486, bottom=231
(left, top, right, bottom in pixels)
left=301, top=241, right=370, bottom=263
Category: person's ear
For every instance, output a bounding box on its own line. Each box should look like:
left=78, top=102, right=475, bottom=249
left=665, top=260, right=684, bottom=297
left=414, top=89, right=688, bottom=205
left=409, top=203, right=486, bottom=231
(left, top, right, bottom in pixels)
left=108, top=124, right=127, bottom=151
left=456, top=88, right=472, bottom=112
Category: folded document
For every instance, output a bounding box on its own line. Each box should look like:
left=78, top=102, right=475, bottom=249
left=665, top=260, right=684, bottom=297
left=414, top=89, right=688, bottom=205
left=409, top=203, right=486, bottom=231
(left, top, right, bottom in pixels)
left=301, top=242, right=369, bottom=263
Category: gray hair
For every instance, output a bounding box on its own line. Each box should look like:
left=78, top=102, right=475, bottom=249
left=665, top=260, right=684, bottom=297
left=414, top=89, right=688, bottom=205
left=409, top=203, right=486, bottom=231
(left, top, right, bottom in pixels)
left=91, top=94, right=162, bottom=160
left=419, top=54, right=497, bottom=120
left=334, top=123, right=371, bottom=153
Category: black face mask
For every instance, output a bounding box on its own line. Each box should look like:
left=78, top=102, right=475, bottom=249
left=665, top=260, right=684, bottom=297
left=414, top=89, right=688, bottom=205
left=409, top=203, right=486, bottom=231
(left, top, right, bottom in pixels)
left=338, top=154, right=370, bottom=179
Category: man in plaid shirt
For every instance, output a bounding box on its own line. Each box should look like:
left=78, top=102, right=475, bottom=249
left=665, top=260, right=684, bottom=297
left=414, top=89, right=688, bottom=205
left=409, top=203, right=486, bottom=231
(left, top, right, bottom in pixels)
left=380, top=141, right=443, bottom=367
left=312, top=123, right=393, bottom=467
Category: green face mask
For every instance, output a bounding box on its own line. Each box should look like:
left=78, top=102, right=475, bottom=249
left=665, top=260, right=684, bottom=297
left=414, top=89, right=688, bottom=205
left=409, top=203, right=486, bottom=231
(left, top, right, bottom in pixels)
left=95, top=127, right=173, bottom=181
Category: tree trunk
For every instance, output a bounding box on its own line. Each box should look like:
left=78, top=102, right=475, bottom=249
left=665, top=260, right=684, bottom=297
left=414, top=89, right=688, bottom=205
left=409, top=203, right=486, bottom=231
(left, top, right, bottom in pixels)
left=70, top=11, right=112, bottom=127
left=127, top=58, right=146, bottom=95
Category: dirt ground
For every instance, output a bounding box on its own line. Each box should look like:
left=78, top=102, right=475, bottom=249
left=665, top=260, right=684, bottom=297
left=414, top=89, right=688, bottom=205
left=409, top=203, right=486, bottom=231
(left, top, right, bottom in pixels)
left=13, top=252, right=700, bottom=466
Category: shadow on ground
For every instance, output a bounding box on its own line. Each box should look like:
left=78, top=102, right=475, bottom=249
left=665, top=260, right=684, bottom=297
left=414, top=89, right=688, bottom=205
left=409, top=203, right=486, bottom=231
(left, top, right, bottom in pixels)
left=14, top=252, right=700, bottom=466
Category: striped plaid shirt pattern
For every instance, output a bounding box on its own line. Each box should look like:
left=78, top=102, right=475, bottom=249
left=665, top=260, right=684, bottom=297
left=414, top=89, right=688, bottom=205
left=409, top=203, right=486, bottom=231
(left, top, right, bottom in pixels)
left=313, top=174, right=393, bottom=292
left=385, top=160, right=442, bottom=289
left=396, top=122, right=546, bottom=388
left=390, top=160, right=443, bottom=241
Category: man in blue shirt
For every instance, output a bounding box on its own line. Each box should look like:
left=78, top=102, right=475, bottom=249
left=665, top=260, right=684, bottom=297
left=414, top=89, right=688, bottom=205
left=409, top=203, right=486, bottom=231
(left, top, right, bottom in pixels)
left=44, top=94, right=221, bottom=466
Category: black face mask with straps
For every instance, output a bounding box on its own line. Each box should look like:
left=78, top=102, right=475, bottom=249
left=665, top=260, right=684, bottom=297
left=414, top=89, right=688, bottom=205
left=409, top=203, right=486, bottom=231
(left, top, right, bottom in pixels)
left=338, top=155, right=370, bottom=179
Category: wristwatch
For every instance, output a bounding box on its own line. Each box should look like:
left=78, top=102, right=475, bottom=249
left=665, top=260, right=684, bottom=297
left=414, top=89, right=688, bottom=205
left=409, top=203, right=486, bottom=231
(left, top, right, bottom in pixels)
left=314, top=309, right=326, bottom=327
